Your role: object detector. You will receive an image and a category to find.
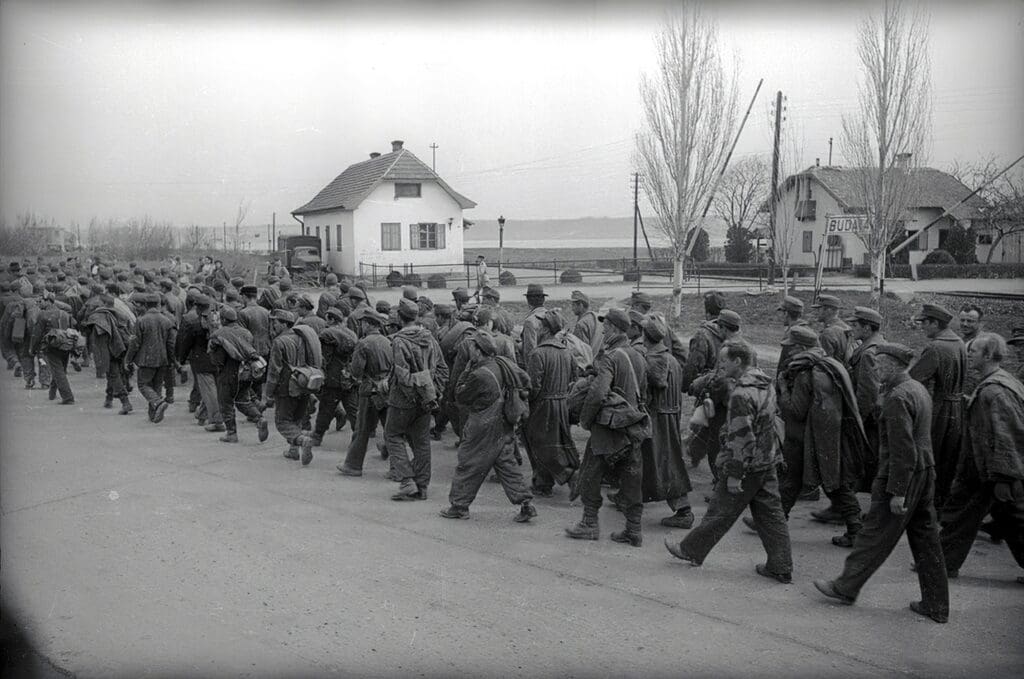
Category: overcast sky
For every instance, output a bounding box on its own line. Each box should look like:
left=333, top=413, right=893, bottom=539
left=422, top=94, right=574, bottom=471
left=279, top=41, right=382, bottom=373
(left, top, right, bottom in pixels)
left=1, top=0, right=1021, bottom=229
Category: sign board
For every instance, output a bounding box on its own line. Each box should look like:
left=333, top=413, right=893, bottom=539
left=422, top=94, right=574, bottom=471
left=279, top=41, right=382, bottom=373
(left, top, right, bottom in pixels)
left=825, top=215, right=869, bottom=234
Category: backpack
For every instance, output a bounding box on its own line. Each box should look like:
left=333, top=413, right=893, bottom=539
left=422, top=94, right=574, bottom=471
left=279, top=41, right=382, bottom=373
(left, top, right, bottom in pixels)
left=556, top=329, right=594, bottom=373
left=483, top=358, right=530, bottom=426
left=287, top=333, right=324, bottom=396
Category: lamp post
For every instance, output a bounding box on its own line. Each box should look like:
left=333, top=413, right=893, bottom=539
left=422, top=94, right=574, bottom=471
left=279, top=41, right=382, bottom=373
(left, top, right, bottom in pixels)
left=497, top=215, right=505, bottom=280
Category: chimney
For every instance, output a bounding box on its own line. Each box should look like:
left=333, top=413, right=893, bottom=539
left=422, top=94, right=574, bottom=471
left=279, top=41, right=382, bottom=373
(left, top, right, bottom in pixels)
left=369, top=152, right=381, bottom=159
left=815, top=158, right=820, bottom=167
left=896, top=152, right=912, bottom=169
left=391, top=140, right=404, bottom=152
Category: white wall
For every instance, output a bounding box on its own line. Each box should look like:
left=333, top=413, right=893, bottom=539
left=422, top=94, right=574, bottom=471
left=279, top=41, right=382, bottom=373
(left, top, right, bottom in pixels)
left=300, top=210, right=354, bottom=273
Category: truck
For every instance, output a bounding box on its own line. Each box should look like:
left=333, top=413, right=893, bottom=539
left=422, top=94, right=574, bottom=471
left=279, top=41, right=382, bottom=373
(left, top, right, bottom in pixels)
left=276, top=235, right=322, bottom=277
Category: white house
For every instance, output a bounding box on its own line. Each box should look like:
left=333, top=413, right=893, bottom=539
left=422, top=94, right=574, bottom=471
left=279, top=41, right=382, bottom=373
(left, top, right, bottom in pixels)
left=773, top=163, right=988, bottom=270
left=292, top=140, right=476, bottom=276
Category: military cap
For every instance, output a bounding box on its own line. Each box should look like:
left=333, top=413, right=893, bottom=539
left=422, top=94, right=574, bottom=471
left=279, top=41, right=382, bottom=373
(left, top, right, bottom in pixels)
left=781, top=325, right=820, bottom=347
left=240, top=285, right=258, bottom=296
left=875, top=342, right=915, bottom=365
left=56, top=272, right=67, bottom=281
left=229, top=277, right=244, bottom=288
left=325, top=307, right=345, bottom=322
left=811, top=294, right=841, bottom=309
left=193, top=293, right=213, bottom=307
left=375, top=300, right=391, bottom=314
left=717, top=309, right=741, bottom=331
left=628, top=309, right=646, bottom=327
left=703, top=290, right=726, bottom=315
left=402, top=286, right=419, bottom=302
left=225, top=289, right=240, bottom=302
left=278, top=278, right=292, bottom=291
left=397, top=297, right=419, bottom=321
left=452, top=287, right=470, bottom=302
left=158, top=278, right=174, bottom=290
left=296, top=294, right=314, bottom=310
left=220, top=305, right=238, bottom=322
left=434, top=303, right=453, bottom=316
left=844, top=306, right=883, bottom=326
left=643, top=316, right=667, bottom=342
left=482, top=286, right=500, bottom=302
left=570, top=290, right=590, bottom=305
left=1006, top=326, right=1024, bottom=345
left=525, top=283, right=547, bottom=298
left=267, top=275, right=280, bottom=285
left=348, top=286, right=367, bottom=301
left=777, top=295, right=804, bottom=313
left=630, top=291, right=652, bottom=308
left=598, top=307, right=631, bottom=333
left=325, top=273, right=338, bottom=285
left=269, top=308, right=295, bottom=324
left=913, top=303, right=953, bottom=324
left=417, top=296, right=434, bottom=311
left=338, top=279, right=351, bottom=293
left=77, top=275, right=89, bottom=285
left=541, top=308, right=564, bottom=334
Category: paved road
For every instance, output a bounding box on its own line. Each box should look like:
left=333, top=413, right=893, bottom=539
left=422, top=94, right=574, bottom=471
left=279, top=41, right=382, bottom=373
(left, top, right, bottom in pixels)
left=1, top=369, right=1021, bottom=678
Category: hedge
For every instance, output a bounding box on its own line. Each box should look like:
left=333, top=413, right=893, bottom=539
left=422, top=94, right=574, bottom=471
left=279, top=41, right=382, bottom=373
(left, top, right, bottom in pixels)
left=498, top=270, right=517, bottom=286
left=404, top=272, right=422, bottom=288
left=854, top=262, right=1024, bottom=279
left=385, top=270, right=404, bottom=288
left=560, top=269, right=583, bottom=284
left=427, top=273, right=447, bottom=289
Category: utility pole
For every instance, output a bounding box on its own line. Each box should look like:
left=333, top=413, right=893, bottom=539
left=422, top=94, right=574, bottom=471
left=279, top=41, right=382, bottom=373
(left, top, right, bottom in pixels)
left=222, top=221, right=227, bottom=251
left=429, top=143, right=439, bottom=171
left=828, top=137, right=833, bottom=166
left=768, top=90, right=783, bottom=285
left=632, top=173, right=640, bottom=273
left=272, top=212, right=276, bottom=251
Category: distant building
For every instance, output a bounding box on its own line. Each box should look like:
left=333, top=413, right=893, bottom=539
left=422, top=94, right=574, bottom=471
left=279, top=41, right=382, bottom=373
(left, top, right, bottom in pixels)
left=772, top=160, right=988, bottom=270
left=292, top=140, right=476, bottom=276
left=29, top=226, right=78, bottom=252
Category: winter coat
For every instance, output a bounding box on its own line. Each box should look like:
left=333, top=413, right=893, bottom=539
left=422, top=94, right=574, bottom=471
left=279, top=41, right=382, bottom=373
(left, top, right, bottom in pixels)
left=877, top=374, right=934, bottom=496
left=388, top=325, right=448, bottom=410
left=580, top=336, right=648, bottom=456
left=642, top=341, right=692, bottom=502
left=524, top=337, right=580, bottom=485
left=964, top=368, right=1024, bottom=482
left=717, top=368, right=778, bottom=479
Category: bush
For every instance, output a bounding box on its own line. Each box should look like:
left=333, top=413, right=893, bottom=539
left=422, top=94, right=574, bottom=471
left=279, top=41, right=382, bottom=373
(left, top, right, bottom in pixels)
left=623, top=270, right=641, bottom=282
left=855, top=262, right=1024, bottom=280
left=498, top=270, right=517, bottom=286
left=404, top=273, right=422, bottom=288
left=940, top=225, right=978, bottom=264
left=560, top=269, right=583, bottom=284
left=724, top=225, right=754, bottom=263
left=385, top=270, right=404, bottom=288
left=922, top=249, right=956, bottom=266
left=691, top=229, right=711, bottom=262
left=427, top=273, right=447, bottom=289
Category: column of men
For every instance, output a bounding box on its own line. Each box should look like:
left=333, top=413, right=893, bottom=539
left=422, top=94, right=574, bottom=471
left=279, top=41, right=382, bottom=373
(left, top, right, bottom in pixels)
left=2, top=258, right=1022, bottom=625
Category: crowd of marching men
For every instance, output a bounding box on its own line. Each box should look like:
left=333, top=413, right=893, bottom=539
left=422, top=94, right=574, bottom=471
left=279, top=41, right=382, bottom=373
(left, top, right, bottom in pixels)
left=1, top=255, right=1022, bottom=624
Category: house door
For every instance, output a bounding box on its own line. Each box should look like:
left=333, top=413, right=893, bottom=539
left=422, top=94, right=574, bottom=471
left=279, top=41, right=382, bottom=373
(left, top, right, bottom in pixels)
left=824, top=234, right=845, bottom=270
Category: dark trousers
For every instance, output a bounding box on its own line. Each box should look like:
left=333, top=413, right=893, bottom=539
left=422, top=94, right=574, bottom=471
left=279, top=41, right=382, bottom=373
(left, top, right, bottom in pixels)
left=779, top=441, right=862, bottom=533
left=43, top=349, right=73, bottom=401
left=105, top=354, right=128, bottom=399
left=217, top=365, right=262, bottom=434
left=578, top=441, right=643, bottom=532
left=385, top=405, right=433, bottom=489
left=274, top=393, right=309, bottom=445
left=680, top=467, right=793, bottom=574
left=940, top=461, right=1024, bottom=573
left=525, top=442, right=556, bottom=492
left=314, top=386, right=347, bottom=437
left=343, top=393, right=386, bottom=471
left=833, top=471, right=949, bottom=617
left=163, top=364, right=175, bottom=401
left=93, top=334, right=110, bottom=379
left=449, top=427, right=531, bottom=509
left=137, top=366, right=168, bottom=406
left=188, top=366, right=202, bottom=410
left=15, top=342, right=34, bottom=383
left=691, top=412, right=726, bottom=480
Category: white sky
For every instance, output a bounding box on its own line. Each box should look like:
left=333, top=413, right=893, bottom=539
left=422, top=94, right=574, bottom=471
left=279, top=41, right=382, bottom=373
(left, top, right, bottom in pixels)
left=1, top=0, right=1021, bottom=228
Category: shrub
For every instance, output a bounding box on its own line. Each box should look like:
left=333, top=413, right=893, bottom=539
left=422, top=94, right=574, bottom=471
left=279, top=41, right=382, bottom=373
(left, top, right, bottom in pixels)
left=427, top=273, right=447, bottom=289
left=404, top=272, right=422, bottom=288
left=622, top=270, right=641, bottom=282
left=922, top=249, right=955, bottom=266
left=560, top=269, right=583, bottom=284
left=691, top=229, right=711, bottom=262
left=498, top=270, right=517, bottom=286
left=940, top=225, right=978, bottom=264
left=724, top=225, right=754, bottom=263
left=385, top=270, right=404, bottom=288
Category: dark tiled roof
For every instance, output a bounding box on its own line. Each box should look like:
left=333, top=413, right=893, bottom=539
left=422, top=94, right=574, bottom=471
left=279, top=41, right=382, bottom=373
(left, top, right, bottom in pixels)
left=794, top=166, right=988, bottom=220
left=293, top=148, right=476, bottom=215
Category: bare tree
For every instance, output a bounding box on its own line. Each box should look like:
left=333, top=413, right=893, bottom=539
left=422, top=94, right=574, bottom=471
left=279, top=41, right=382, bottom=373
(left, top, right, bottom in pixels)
left=714, top=155, right=768, bottom=262
left=636, top=3, right=739, bottom=317
left=951, top=157, right=1024, bottom=263
left=233, top=198, right=251, bottom=252
left=840, top=0, right=931, bottom=299
left=184, top=224, right=209, bottom=251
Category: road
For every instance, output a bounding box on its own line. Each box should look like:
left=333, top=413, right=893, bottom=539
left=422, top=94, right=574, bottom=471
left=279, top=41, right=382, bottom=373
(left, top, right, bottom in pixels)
left=1, top=368, right=1021, bottom=678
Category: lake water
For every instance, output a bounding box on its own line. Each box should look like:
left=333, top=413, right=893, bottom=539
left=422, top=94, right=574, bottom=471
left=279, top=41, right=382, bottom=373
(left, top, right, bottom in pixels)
left=466, top=237, right=673, bottom=248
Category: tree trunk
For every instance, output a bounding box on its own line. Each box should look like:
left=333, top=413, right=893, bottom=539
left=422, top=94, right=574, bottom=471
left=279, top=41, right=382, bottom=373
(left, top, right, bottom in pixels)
left=672, top=255, right=684, bottom=318
left=985, top=231, right=1005, bottom=264
left=781, top=265, right=790, bottom=294
left=870, top=251, right=884, bottom=303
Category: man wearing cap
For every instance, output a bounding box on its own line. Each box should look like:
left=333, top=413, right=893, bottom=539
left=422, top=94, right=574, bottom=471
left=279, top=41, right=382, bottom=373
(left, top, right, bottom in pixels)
left=295, top=294, right=326, bottom=334
left=451, top=287, right=470, bottom=313
left=775, top=325, right=869, bottom=547
left=126, top=293, right=176, bottom=422
left=83, top=293, right=133, bottom=413
left=813, top=294, right=852, bottom=363
left=909, top=303, right=966, bottom=511
left=938, top=333, right=1024, bottom=583
left=519, top=284, right=548, bottom=368
left=957, top=305, right=984, bottom=393
left=337, top=309, right=394, bottom=476
left=323, top=273, right=340, bottom=296
left=684, top=308, right=741, bottom=475
left=523, top=308, right=580, bottom=497
left=815, top=342, right=949, bottom=624
left=1008, top=326, right=1024, bottom=383
left=626, top=309, right=646, bottom=352
left=29, top=293, right=76, bottom=404
left=0, top=282, right=18, bottom=370
left=387, top=298, right=449, bottom=500
left=776, top=295, right=809, bottom=377
left=569, top=290, right=602, bottom=356
left=629, top=291, right=687, bottom=368
left=264, top=309, right=319, bottom=464
left=438, top=306, right=481, bottom=442
left=310, top=309, right=359, bottom=447
left=566, top=307, right=648, bottom=547
left=178, top=295, right=226, bottom=432
left=479, top=287, right=513, bottom=338
left=666, top=339, right=794, bottom=583
left=209, top=305, right=269, bottom=444
left=417, top=296, right=439, bottom=337
left=346, top=286, right=370, bottom=336
left=640, top=316, right=695, bottom=528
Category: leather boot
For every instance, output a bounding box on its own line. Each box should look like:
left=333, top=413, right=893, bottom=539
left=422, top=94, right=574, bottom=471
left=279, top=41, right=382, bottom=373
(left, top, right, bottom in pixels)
left=297, top=435, right=314, bottom=466
left=610, top=530, right=643, bottom=547
left=119, top=397, right=133, bottom=415
left=565, top=515, right=599, bottom=540
left=104, top=395, right=114, bottom=409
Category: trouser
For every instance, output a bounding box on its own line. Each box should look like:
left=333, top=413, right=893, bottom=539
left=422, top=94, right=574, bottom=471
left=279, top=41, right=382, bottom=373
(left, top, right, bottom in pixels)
left=274, top=393, right=310, bottom=445
left=690, top=411, right=726, bottom=480
left=137, top=366, right=168, bottom=406
left=431, top=408, right=449, bottom=436
left=385, top=405, right=433, bottom=489
left=449, top=423, right=532, bottom=509
left=939, top=458, right=1024, bottom=573
left=93, top=334, right=110, bottom=379
left=526, top=441, right=556, bottom=492
left=83, top=329, right=93, bottom=367
left=779, top=441, right=862, bottom=534
left=577, top=441, right=643, bottom=533
left=193, top=371, right=223, bottom=424
left=833, top=471, right=948, bottom=617
left=680, top=467, right=793, bottom=574
left=314, top=386, right=347, bottom=437
left=217, top=366, right=261, bottom=434
left=188, top=366, right=202, bottom=410
left=43, top=349, right=73, bottom=401
left=105, top=354, right=128, bottom=399
left=343, top=393, right=386, bottom=471
left=15, top=341, right=34, bottom=383
left=163, top=364, right=175, bottom=401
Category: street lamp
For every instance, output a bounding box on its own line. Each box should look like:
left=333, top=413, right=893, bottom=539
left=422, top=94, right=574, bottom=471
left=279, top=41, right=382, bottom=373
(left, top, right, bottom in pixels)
left=497, top=215, right=505, bottom=280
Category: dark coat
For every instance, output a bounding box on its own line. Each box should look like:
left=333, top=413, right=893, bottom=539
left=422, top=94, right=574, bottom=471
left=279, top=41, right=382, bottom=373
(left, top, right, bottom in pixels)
left=641, top=342, right=692, bottom=502
left=388, top=326, right=448, bottom=410
left=571, top=310, right=602, bottom=356
left=580, top=336, right=648, bottom=456
left=127, top=308, right=176, bottom=368
left=681, top=320, right=725, bottom=392
left=964, top=368, right=1024, bottom=482
left=820, top=319, right=852, bottom=363
left=909, top=327, right=966, bottom=488
left=524, top=337, right=580, bottom=484
left=350, top=330, right=393, bottom=395
left=319, top=325, right=359, bottom=389
left=177, top=310, right=216, bottom=374
left=877, top=374, right=934, bottom=496
left=238, top=303, right=272, bottom=357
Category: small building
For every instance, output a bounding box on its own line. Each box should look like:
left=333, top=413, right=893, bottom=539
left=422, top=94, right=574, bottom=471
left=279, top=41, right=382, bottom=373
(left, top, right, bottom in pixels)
left=773, top=163, right=988, bottom=270
left=292, top=140, right=476, bottom=277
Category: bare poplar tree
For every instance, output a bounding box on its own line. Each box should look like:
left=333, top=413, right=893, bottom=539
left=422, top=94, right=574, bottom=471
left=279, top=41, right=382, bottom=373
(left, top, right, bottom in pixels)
left=636, top=4, right=738, bottom=316
left=714, top=154, right=769, bottom=262
left=841, top=0, right=931, bottom=298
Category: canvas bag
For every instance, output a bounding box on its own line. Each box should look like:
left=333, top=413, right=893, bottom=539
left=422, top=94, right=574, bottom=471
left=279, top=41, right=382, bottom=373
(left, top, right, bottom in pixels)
left=288, top=333, right=324, bottom=396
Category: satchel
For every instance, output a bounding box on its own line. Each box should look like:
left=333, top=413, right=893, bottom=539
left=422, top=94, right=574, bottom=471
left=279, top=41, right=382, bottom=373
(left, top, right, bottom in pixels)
left=369, top=376, right=390, bottom=410
left=289, top=365, right=324, bottom=396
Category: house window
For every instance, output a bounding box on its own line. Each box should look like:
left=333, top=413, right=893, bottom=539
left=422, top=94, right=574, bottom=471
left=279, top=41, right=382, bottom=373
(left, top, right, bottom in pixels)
left=381, top=223, right=401, bottom=251
left=977, top=232, right=993, bottom=245
left=906, top=230, right=921, bottom=251
left=315, top=225, right=321, bottom=239
left=802, top=230, right=814, bottom=253
left=325, top=225, right=331, bottom=252
left=336, top=224, right=342, bottom=251
left=409, top=223, right=445, bottom=250
left=394, top=183, right=422, bottom=198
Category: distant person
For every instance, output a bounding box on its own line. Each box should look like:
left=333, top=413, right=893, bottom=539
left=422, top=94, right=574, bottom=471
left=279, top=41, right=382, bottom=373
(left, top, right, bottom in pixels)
left=957, top=304, right=983, bottom=393
left=473, top=255, right=489, bottom=300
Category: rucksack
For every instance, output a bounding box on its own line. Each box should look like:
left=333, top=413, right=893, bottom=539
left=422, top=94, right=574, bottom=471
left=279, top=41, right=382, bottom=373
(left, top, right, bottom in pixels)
left=289, top=365, right=324, bottom=395
left=556, top=329, right=593, bottom=373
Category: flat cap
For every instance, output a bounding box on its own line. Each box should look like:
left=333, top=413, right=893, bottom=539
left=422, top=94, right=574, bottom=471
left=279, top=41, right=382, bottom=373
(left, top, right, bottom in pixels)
left=269, top=309, right=295, bottom=324
left=158, top=278, right=174, bottom=290
left=777, top=295, right=804, bottom=313
left=875, top=341, right=915, bottom=365
left=844, top=305, right=883, bottom=326
left=397, top=297, right=419, bottom=321
left=570, top=290, right=590, bottom=305
left=240, top=285, right=258, bottom=296
left=811, top=294, right=841, bottom=309
left=434, top=303, right=453, bottom=315
left=325, top=307, right=345, bottom=322
left=229, top=277, right=244, bottom=288
left=541, top=308, right=564, bottom=334
left=598, top=307, right=631, bottom=333
left=630, top=291, right=652, bottom=307
left=193, top=294, right=213, bottom=307
left=525, top=283, right=547, bottom=297
left=717, top=309, right=741, bottom=331
left=348, top=286, right=367, bottom=301
left=913, top=303, right=953, bottom=324
left=781, top=325, right=819, bottom=347
left=220, top=305, right=238, bottom=322
left=642, top=316, right=667, bottom=342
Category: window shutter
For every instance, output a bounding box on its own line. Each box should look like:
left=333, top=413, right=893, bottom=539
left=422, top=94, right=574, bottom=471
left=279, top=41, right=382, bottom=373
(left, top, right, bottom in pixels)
left=409, top=224, right=419, bottom=249
left=437, top=225, right=446, bottom=249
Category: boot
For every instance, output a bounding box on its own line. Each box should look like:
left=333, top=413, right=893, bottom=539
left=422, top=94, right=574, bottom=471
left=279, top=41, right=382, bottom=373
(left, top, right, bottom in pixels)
left=219, top=432, right=239, bottom=443
left=377, top=440, right=389, bottom=460
left=797, top=486, right=821, bottom=502
left=104, top=395, right=113, bottom=409
left=297, top=435, right=314, bottom=466
left=564, top=516, right=600, bottom=540
left=119, top=397, right=133, bottom=415
left=256, top=418, right=269, bottom=443
left=14, top=364, right=22, bottom=377
left=309, top=433, right=323, bottom=447
left=336, top=463, right=362, bottom=477
left=49, top=386, right=57, bottom=401
left=439, top=505, right=470, bottom=520
left=283, top=446, right=300, bottom=460
left=660, top=508, right=695, bottom=529
left=513, top=501, right=537, bottom=523
left=204, top=423, right=227, bottom=433
left=810, top=507, right=845, bottom=525
left=610, top=530, right=643, bottom=547
left=152, top=400, right=169, bottom=424
left=391, top=480, right=423, bottom=501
